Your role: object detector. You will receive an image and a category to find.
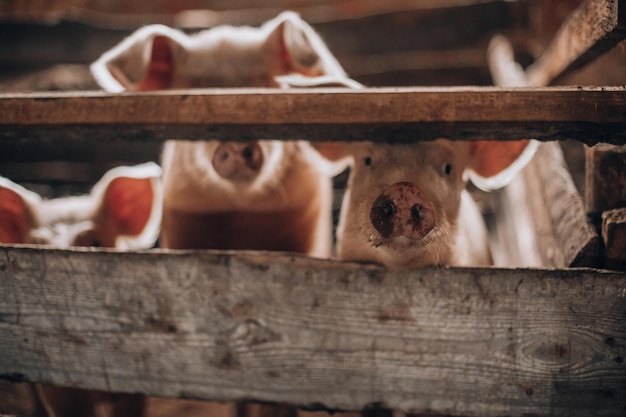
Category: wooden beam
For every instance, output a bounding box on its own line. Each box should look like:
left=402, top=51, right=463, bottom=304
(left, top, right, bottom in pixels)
left=0, top=88, right=624, bottom=145
left=0, top=246, right=625, bottom=416
left=526, top=0, right=626, bottom=86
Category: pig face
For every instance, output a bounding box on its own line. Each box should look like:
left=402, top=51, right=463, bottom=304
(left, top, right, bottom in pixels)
left=0, top=163, right=162, bottom=249
left=160, top=139, right=334, bottom=212
left=325, top=139, right=537, bottom=268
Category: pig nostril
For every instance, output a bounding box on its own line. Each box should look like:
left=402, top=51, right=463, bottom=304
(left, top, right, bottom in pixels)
left=411, top=205, right=421, bottom=221
left=242, top=145, right=254, bottom=161
left=381, top=202, right=395, bottom=219
left=242, top=144, right=263, bottom=171
left=370, top=195, right=396, bottom=238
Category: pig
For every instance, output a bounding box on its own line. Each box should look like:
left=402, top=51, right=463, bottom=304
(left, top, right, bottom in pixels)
left=90, top=11, right=348, bottom=258
left=0, top=162, right=162, bottom=417
left=320, top=138, right=537, bottom=269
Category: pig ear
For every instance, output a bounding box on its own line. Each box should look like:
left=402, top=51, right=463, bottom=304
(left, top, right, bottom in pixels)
left=308, top=141, right=356, bottom=176
left=93, top=163, right=162, bottom=249
left=91, top=25, right=185, bottom=92
left=0, top=177, right=40, bottom=244
left=263, top=11, right=346, bottom=78
left=466, top=139, right=539, bottom=191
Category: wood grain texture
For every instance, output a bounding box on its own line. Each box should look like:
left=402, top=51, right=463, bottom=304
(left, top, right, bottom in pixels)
left=0, top=87, right=625, bottom=145
left=526, top=0, right=626, bottom=86
left=0, top=245, right=625, bottom=417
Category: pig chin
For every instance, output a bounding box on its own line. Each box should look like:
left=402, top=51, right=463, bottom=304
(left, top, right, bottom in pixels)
left=365, top=224, right=455, bottom=268
left=372, top=223, right=447, bottom=247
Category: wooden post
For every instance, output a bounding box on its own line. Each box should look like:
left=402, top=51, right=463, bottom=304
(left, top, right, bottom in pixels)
left=586, top=144, right=626, bottom=270
left=602, top=207, right=626, bottom=269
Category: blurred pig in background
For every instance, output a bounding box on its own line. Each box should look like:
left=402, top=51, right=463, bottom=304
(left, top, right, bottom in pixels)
left=91, top=11, right=347, bottom=259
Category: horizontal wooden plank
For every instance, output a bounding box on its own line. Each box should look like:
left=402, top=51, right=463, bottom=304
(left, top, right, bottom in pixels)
left=0, top=87, right=624, bottom=145
left=0, top=245, right=625, bottom=416
left=526, top=0, right=626, bottom=86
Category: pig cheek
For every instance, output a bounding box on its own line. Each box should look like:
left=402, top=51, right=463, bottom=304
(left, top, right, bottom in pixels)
left=192, top=142, right=225, bottom=183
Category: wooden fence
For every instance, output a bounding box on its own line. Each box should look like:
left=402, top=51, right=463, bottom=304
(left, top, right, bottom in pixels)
left=0, top=0, right=625, bottom=416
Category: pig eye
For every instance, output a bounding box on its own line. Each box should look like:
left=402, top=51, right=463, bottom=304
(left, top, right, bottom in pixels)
left=442, top=163, right=453, bottom=176
left=364, top=156, right=373, bottom=166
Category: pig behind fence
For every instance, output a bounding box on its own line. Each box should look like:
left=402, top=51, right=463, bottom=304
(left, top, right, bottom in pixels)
left=90, top=11, right=354, bottom=417
left=0, top=162, right=162, bottom=417
left=318, top=138, right=537, bottom=269
left=90, top=11, right=347, bottom=259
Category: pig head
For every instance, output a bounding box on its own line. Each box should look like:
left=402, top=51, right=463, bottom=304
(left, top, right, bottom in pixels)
left=322, top=139, right=537, bottom=269
left=91, top=12, right=346, bottom=258
left=0, top=163, right=161, bottom=417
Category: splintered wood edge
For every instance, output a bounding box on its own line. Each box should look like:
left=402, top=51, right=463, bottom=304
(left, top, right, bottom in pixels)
left=0, top=245, right=625, bottom=416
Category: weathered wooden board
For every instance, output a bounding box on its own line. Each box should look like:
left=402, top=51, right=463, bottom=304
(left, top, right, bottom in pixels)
left=0, top=87, right=625, bottom=145
left=0, top=245, right=625, bottom=417
left=526, top=0, right=626, bottom=86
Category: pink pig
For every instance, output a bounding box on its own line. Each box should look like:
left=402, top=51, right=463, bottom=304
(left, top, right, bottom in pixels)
left=90, top=12, right=347, bottom=258
left=320, top=138, right=537, bottom=269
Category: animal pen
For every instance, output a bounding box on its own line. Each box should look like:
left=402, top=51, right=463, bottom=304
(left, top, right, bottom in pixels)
left=0, top=0, right=625, bottom=416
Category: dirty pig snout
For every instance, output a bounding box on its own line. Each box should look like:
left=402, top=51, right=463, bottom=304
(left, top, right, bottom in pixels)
left=370, top=182, right=436, bottom=241
left=212, top=142, right=264, bottom=181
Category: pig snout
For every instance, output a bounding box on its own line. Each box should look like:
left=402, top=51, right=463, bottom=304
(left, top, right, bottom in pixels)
left=212, top=142, right=264, bottom=181
left=370, top=182, right=436, bottom=241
